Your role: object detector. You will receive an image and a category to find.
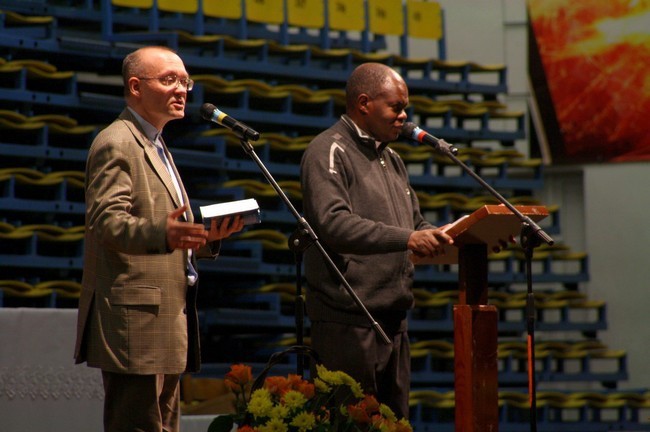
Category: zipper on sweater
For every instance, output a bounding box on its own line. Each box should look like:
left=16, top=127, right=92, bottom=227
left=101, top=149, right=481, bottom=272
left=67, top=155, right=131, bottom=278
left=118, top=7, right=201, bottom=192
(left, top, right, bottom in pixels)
left=376, top=150, right=403, bottom=225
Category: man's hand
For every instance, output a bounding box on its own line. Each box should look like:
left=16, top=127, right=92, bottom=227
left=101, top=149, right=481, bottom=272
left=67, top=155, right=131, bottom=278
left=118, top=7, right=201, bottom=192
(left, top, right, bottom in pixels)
left=207, top=215, right=245, bottom=242
left=166, top=205, right=209, bottom=250
left=408, top=228, right=454, bottom=258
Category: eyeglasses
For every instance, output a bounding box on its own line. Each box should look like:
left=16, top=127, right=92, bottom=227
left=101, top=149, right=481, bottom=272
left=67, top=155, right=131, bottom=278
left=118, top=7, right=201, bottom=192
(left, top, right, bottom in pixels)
left=137, top=74, right=194, bottom=91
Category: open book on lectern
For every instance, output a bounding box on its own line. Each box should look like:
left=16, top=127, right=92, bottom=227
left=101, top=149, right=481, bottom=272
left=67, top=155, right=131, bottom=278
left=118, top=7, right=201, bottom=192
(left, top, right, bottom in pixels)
left=411, top=204, right=549, bottom=265
left=199, top=198, right=261, bottom=229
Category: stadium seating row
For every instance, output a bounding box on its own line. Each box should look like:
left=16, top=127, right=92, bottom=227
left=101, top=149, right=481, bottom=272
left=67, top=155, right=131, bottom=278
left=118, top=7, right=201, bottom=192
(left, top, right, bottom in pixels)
left=0, top=57, right=521, bottom=144
left=0, top=5, right=506, bottom=95
left=409, top=389, right=650, bottom=431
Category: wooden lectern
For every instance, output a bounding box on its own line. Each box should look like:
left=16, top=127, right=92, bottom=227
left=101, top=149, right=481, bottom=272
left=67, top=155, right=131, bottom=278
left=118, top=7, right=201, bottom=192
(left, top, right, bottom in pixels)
left=413, top=205, right=548, bottom=432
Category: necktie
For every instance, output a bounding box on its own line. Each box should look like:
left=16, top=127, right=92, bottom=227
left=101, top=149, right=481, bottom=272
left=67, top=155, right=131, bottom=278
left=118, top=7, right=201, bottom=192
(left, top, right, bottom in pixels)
left=154, top=139, right=199, bottom=286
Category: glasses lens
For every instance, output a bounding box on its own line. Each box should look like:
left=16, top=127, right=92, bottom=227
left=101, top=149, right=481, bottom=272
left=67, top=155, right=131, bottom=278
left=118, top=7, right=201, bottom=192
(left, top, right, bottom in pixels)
left=160, top=75, right=176, bottom=86
left=151, top=75, right=192, bottom=91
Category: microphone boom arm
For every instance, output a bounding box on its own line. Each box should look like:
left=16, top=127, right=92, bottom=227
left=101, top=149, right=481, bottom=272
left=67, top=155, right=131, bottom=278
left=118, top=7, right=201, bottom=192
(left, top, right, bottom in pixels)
left=442, top=144, right=553, bottom=246
left=237, top=137, right=392, bottom=345
left=400, top=122, right=552, bottom=245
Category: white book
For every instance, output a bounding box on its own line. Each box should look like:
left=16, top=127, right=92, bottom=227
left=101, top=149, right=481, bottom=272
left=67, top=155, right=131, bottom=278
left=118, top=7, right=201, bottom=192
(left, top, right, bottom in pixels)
left=199, top=198, right=261, bottom=228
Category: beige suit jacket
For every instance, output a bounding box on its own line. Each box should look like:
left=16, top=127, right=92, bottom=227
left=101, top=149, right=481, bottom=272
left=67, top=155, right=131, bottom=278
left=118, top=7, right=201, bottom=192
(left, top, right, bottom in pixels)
left=74, top=109, right=214, bottom=374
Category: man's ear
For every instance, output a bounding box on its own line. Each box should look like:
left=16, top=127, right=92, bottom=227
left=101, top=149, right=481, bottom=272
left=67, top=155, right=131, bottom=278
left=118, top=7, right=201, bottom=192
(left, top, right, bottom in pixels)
left=127, top=77, right=140, bottom=97
left=358, top=94, right=371, bottom=115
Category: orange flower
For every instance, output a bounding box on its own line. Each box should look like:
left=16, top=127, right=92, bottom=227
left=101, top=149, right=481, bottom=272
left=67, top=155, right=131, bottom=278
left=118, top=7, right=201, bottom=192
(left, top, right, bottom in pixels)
left=286, top=374, right=304, bottom=387
left=294, top=380, right=315, bottom=399
left=225, top=364, right=252, bottom=390
left=360, top=394, right=380, bottom=413
left=347, top=394, right=382, bottom=424
left=237, top=425, right=257, bottom=432
left=359, top=394, right=380, bottom=415
left=346, top=402, right=372, bottom=424
left=264, top=375, right=290, bottom=396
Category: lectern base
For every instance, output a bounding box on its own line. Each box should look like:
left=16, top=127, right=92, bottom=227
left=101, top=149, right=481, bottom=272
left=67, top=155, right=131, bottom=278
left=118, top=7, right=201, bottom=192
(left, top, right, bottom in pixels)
left=454, top=304, right=499, bottom=432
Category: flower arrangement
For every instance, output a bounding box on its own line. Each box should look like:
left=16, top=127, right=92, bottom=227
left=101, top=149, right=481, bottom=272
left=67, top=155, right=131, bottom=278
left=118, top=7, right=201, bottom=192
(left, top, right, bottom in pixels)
left=208, top=363, right=413, bottom=432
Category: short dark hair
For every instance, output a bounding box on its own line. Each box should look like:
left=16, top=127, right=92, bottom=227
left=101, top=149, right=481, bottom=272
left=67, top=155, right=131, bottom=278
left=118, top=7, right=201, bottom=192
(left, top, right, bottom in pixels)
left=345, top=63, right=397, bottom=109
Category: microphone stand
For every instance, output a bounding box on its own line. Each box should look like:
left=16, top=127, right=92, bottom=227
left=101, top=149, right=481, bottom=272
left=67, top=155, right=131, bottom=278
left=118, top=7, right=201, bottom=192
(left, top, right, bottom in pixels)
left=236, top=137, right=391, bottom=376
left=423, top=138, right=553, bottom=432
left=288, top=228, right=309, bottom=376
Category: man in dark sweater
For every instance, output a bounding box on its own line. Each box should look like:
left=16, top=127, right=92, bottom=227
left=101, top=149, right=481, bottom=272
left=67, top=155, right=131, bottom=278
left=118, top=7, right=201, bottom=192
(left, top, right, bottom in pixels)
left=300, top=62, right=453, bottom=418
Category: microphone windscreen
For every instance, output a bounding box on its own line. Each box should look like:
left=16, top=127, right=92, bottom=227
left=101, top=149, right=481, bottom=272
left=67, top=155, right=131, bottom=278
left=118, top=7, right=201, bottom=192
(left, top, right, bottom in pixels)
left=400, top=122, right=417, bottom=138
left=200, top=103, right=216, bottom=120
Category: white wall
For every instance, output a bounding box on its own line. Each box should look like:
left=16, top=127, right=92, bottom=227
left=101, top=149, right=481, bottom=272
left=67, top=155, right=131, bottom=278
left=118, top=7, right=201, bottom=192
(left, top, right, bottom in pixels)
left=398, top=0, right=650, bottom=390
left=391, top=0, right=531, bottom=156
left=583, top=164, right=650, bottom=389
left=539, top=163, right=650, bottom=391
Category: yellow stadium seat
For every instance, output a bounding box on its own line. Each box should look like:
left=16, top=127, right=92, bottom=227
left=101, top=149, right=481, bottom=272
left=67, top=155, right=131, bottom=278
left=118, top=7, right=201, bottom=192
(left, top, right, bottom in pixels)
left=406, top=0, right=442, bottom=40
left=0, top=280, right=53, bottom=298
left=368, top=0, right=403, bottom=36
left=203, top=0, right=242, bottom=19
left=111, top=0, right=153, bottom=8
left=238, top=229, right=290, bottom=250
left=158, top=0, right=198, bottom=13
left=0, top=9, right=54, bottom=25
left=328, top=0, right=365, bottom=32
left=287, top=0, right=325, bottom=29
left=245, top=0, right=284, bottom=25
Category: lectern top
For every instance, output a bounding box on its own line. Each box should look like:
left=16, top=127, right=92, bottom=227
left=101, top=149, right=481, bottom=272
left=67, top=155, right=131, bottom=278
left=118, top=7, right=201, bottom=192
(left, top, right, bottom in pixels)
left=412, top=205, right=549, bottom=265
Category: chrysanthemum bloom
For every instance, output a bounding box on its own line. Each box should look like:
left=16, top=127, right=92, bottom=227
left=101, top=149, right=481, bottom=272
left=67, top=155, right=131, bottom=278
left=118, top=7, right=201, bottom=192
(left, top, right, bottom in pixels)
left=290, top=411, right=317, bottom=432
left=281, top=389, right=309, bottom=411
left=258, top=417, right=288, bottom=432
left=248, top=388, right=274, bottom=418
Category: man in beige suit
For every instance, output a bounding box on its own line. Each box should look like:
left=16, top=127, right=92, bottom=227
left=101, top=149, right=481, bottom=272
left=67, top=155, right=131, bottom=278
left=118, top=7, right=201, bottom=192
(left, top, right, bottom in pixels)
left=74, top=46, right=243, bottom=432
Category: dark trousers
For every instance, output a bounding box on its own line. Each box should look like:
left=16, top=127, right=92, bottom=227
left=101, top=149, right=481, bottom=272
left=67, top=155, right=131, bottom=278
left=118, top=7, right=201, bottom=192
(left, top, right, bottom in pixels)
left=101, top=371, right=181, bottom=432
left=310, top=320, right=411, bottom=419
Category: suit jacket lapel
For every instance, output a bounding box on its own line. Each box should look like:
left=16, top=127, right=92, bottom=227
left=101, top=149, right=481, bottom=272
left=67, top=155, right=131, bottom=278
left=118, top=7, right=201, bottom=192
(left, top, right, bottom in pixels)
left=119, top=110, right=185, bottom=212
left=159, top=137, right=194, bottom=223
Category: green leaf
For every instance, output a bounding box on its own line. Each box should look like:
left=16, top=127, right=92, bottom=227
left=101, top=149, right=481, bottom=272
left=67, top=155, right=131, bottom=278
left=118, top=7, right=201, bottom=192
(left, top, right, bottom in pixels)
left=207, top=415, right=235, bottom=432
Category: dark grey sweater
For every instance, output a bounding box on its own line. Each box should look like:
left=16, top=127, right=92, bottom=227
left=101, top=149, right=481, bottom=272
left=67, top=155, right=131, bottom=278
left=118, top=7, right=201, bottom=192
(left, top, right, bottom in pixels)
left=300, top=116, right=434, bottom=328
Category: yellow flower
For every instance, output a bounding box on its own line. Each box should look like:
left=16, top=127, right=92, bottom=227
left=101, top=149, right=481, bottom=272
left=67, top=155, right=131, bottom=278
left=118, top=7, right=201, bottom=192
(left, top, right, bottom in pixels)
left=378, top=403, right=397, bottom=422
left=258, top=417, right=288, bottom=432
left=316, top=365, right=344, bottom=385
left=316, top=365, right=364, bottom=398
left=313, top=377, right=330, bottom=393
left=282, top=389, right=308, bottom=411
left=397, top=418, right=414, bottom=432
left=290, top=411, right=317, bottom=431
left=248, top=388, right=273, bottom=418
left=340, top=373, right=364, bottom=399
left=269, top=403, right=289, bottom=420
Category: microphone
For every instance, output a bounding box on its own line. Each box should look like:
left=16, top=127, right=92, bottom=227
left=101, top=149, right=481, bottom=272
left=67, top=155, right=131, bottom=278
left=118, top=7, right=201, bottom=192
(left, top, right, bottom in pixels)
left=200, top=103, right=260, bottom=141
left=400, top=122, right=457, bottom=156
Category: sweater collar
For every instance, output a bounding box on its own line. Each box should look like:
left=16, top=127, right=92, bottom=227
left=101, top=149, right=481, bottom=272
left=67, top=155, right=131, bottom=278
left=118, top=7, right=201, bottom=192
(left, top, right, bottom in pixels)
left=340, top=114, right=389, bottom=152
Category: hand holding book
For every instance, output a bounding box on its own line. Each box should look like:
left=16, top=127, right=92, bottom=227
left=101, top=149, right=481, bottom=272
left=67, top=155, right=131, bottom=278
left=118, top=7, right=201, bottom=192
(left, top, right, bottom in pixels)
left=207, top=214, right=245, bottom=242
left=200, top=198, right=262, bottom=229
